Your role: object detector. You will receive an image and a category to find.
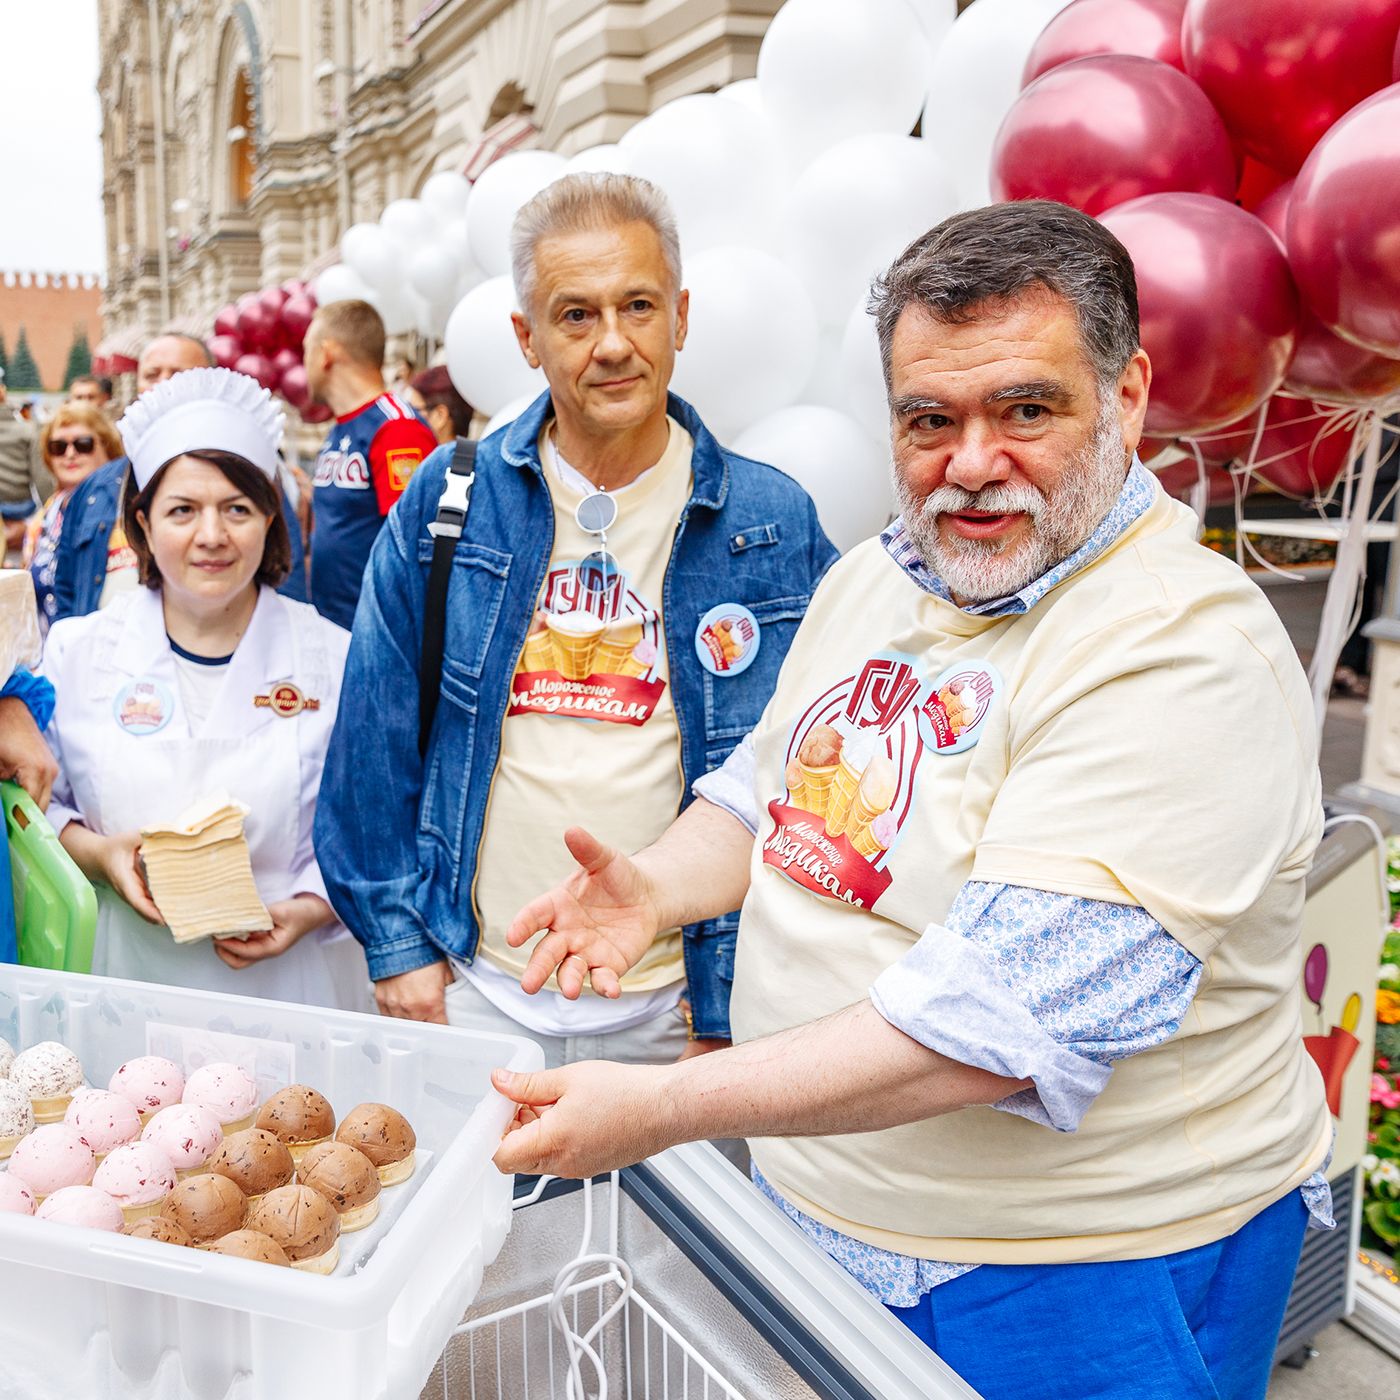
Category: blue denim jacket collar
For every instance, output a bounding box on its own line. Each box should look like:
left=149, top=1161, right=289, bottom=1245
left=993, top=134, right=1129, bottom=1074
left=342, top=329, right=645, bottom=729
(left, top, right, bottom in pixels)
left=881, top=458, right=1156, bottom=616
left=498, top=390, right=731, bottom=510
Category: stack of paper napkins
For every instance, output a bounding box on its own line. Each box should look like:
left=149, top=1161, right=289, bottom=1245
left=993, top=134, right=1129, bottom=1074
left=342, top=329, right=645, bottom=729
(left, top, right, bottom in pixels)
left=140, top=790, right=272, bottom=944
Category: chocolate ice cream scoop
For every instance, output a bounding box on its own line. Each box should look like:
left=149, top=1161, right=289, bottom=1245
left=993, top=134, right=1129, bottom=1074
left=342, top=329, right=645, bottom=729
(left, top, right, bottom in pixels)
left=297, top=1141, right=381, bottom=1231
left=255, top=1086, right=335, bottom=1164
left=209, top=1129, right=295, bottom=1201
left=210, top=1228, right=291, bottom=1266
left=798, top=723, right=842, bottom=767
left=123, top=1216, right=195, bottom=1247
left=161, top=1172, right=247, bottom=1244
left=247, top=1185, right=340, bottom=1274
left=334, top=1104, right=416, bottom=1185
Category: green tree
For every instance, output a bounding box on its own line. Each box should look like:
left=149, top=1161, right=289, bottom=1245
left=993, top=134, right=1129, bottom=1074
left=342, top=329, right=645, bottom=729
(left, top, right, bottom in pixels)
left=8, top=326, right=41, bottom=391
left=63, top=326, right=93, bottom=388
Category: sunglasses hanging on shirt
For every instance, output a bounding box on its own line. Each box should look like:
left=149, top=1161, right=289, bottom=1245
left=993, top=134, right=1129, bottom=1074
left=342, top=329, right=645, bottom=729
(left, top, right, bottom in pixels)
left=574, top=489, right=621, bottom=607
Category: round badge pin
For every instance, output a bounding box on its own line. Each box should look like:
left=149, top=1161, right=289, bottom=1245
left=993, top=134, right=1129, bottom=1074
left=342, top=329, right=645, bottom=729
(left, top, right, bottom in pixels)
left=268, top=682, right=306, bottom=718
left=113, top=678, right=174, bottom=736
left=695, top=604, right=761, bottom=677
left=920, top=660, right=1003, bottom=755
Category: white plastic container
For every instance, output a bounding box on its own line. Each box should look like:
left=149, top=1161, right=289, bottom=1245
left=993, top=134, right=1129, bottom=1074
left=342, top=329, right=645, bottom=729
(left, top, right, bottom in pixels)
left=0, top=965, right=542, bottom=1400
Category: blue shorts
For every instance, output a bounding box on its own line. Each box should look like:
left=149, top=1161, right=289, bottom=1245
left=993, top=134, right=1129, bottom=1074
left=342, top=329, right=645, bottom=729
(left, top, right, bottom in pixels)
left=888, top=1189, right=1308, bottom=1400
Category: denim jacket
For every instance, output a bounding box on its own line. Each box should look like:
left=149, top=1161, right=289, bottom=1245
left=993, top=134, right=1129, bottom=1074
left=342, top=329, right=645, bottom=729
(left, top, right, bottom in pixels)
left=314, top=391, right=838, bottom=1037
left=52, top=457, right=308, bottom=619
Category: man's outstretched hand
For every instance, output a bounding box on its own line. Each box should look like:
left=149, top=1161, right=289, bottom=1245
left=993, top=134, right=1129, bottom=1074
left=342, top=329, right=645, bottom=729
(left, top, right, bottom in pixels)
left=505, top=826, right=665, bottom=1000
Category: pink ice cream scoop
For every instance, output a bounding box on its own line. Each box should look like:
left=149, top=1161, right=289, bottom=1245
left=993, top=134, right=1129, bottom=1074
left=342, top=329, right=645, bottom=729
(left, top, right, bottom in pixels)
left=35, top=1185, right=125, bottom=1232
left=65, top=1090, right=142, bottom=1156
left=93, top=1141, right=177, bottom=1208
left=182, top=1064, right=259, bottom=1128
left=631, top=639, right=658, bottom=667
left=0, top=1172, right=36, bottom=1216
left=109, top=1057, right=185, bottom=1116
left=8, top=1123, right=96, bottom=1196
left=869, top=811, right=898, bottom=850
left=141, top=1104, right=222, bottom=1173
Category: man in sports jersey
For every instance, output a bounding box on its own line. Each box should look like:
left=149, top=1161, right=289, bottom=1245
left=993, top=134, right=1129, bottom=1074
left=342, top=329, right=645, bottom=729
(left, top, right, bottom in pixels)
left=303, top=300, right=438, bottom=629
left=487, top=202, right=1332, bottom=1400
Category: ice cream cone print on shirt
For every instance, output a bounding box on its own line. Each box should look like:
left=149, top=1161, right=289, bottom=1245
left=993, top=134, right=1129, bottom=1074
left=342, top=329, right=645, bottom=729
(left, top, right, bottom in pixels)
left=546, top=610, right=606, bottom=679
left=845, top=757, right=899, bottom=854
left=595, top=618, right=644, bottom=674
left=522, top=613, right=556, bottom=672
left=793, top=723, right=843, bottom=821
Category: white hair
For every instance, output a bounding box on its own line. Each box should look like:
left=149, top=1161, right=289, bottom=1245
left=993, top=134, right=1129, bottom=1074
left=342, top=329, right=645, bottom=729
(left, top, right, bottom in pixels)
left=509, top=173, right=683, bottom=316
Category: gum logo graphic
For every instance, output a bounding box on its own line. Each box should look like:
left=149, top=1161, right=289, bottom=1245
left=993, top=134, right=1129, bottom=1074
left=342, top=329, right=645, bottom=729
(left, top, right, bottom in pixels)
left=114, top=678, right=173, bottom=736
left=763, top=653, right=1001, bottom=907
left=509, top=555, right=667, bottom=727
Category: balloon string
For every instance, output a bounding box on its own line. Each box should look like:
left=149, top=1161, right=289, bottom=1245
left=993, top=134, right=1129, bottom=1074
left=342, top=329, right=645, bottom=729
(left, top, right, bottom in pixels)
left=1187, top=439, right=1208, bottom=538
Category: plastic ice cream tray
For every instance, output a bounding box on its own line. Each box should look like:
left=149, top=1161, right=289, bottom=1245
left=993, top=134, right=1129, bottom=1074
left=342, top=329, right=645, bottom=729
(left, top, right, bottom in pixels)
left=0, top=965, right=542, bottom=1400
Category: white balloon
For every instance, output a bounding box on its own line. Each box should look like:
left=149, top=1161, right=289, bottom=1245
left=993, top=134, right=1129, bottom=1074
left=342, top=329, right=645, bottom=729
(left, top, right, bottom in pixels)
left=443, top=275, right=548, bottom=416
left=715, top=79, right=764, bottom=117
left=340, top=222, right=405, bottom=293
left=796, top=328, right=847, bottom=412
left=565, top=144, right=632, bottom=175
left=466, top=150, right=569, bottom=279
left=406, top=243, right=462, bottom=304
left=924, top=0, right=1075, bottom=209
left=839, top=300, right=890, bottom=445
left=420, top=170, right=472, bottom=219
left=732, top=406, right=893, bottom=553
left=619, top=95, right=785, bottom=256
left=757, top=0, right=932, bottom=167
left=670, top=246, right=820, bottom=442
left=380, top=198, right=441, bottom=251
left=783, top=133, right=958, bottom=328
left=906, top=0, right=957, bottom=47
left=483, top=392, right=541, bottom=440
left=314, top=263, right=374, bottom=307
left=373, top=283, right=418, bottom=336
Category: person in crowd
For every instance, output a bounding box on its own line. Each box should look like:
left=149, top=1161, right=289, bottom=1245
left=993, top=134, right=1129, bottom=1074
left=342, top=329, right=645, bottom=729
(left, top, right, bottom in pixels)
left=52, top=334, right=307, bottom=619
left=0, top=659, right=58, bottom=963
left=489, top=202, right=1331, bottom=1400
left=68, top=375, right=112, bottom=412
left=0, top=370, right=53, bottom=562
left=406, top=366, right=475, bottom=445
left=315, top=173, right=837, bottom=1064
left=40, top=367, right=367, bottom=1007
left=24, top=404, right=123, bottom=637
left=302, top=300, right=438, bottom=629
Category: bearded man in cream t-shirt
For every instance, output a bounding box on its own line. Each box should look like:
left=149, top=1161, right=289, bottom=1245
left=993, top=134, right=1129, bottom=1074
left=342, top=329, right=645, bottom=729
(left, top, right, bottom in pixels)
left=489, top=201, right=1333, bottom=1400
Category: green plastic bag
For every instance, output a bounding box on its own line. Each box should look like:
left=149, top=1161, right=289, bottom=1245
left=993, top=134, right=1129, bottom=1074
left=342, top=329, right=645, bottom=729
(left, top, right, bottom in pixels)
left=3, top=779, right=97, bottom=973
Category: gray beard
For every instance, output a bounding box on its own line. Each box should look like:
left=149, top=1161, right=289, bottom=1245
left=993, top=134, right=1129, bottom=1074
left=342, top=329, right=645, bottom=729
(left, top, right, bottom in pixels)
left=894, top=406, right=1128, bottom=604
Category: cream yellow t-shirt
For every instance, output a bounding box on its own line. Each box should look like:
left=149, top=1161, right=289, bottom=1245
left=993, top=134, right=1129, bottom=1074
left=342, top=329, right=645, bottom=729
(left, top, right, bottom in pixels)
left=472, top=418, right=693, bottom=992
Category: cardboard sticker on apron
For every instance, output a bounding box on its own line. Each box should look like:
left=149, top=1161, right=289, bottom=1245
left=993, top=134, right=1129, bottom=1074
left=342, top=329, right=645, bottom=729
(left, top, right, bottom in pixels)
left=762, top=652, right=1002, bottom=909
left=113, top=678, right=174, bottom=736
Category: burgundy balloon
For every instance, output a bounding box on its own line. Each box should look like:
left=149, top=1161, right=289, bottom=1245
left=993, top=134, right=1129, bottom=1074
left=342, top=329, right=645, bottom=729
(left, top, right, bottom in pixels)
left=1151, top=458, right=1236, bottom=505
left=279, top=278, right=307, bottom=298
left=271, top=347, right=302, bottom=378
left=1234, top=157, right=1286, bottom=214
left=236, top=298, right=276, bottom=348
left=992, top=56, right=1234, bottom=217
left=259, top=286, right=290, bottom=318
left=233, top=352, right=279, bottom=392
left=1182, top=0, right=1400, bottom=176
left=278, top=362, right=311, bottom=410
left=1022, top=0, right=1186, bottom=87
left=235, top=291, right=259, bottom=311
left=1287, top=84, right=1400, bottom=358
left=1256, top=176, right=1400, bottom=404
left=280, top=292, right=317, bottom=344
left=1099, top=192, right=1300, bottom=437
left=1190, top=395, right=1353, bottom=497
left=207, top=334, right=244, bottom=371
left=300, top=401, right=333, bottom=424
left=213, top=303, right=241, bottom=340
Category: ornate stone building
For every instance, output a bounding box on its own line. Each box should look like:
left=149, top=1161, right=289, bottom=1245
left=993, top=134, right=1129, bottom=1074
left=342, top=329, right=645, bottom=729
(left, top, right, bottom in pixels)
left=96, top=0, right=782, bottom=343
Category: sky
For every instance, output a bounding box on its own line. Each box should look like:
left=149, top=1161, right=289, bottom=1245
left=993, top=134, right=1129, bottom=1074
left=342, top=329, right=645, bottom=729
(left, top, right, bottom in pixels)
left=0, top=0, right=106, bottom=276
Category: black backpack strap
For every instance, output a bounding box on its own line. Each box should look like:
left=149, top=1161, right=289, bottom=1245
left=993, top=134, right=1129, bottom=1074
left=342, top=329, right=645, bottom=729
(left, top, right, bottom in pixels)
left=418, top=437, right=477, bottom=760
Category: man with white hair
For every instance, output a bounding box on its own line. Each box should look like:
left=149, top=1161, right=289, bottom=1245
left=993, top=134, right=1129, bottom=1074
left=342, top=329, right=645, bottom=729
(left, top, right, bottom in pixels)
left=488, top=201, right=1331, bottom=1400
left=316, top=174, right=836, bottom=1061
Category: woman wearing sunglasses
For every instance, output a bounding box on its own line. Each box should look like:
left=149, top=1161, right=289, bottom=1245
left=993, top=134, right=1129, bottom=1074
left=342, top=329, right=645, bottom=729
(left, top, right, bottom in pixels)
left=24, top=405, right=123, bottom=636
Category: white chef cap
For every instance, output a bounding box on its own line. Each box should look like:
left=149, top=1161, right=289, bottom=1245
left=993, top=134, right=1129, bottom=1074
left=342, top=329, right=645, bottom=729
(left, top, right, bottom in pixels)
left=118, top=367, right=286, bottom=490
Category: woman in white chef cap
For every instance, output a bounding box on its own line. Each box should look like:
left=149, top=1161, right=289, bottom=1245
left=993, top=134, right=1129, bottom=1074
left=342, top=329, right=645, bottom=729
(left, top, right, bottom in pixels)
left=40, top=368, right=370, bottom=1009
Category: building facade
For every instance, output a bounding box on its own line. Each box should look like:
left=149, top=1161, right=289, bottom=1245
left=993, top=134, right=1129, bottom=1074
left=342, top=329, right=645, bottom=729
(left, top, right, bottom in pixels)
left=97, top=0, right=781, bottom=344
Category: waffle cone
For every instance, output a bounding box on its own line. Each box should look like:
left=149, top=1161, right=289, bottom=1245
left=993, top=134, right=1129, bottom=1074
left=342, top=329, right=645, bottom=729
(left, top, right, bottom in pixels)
left=848, top=820, right=885, bottom=858
left=290, top=1241, right=340, bottom=1275
left=616, top=654, right=651, bottom=678
left=376, top=1150, right=415, bottom=1186
left=0, top=1132, right=25, bottom=1160
left=796, top=762, right=839, bottom=820
left=30, top=1094, right=73, bottom=1125
left=176, top=1164, right=209, bottom=1182
left=547, top=617, right=604, bottom=680
left=120, top=1197, right=170, bottom=1224
left=220, top=1110, right=258, bottom=1137
left=338, top=1197, right=381, bottom=1233
left=286, top=1135, right=333, bottom=1167
left=825, top=755, right=864, bottom=837
left=521, top=630, right=555, bottom=673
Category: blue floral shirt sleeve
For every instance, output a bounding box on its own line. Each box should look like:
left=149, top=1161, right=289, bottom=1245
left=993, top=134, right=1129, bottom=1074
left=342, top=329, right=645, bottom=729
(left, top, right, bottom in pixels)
left=871, top=882, right=1204, bottom=1132
left=693, top=732, right=759, bottom=833
left=0, top=669, right=55, bottom=731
